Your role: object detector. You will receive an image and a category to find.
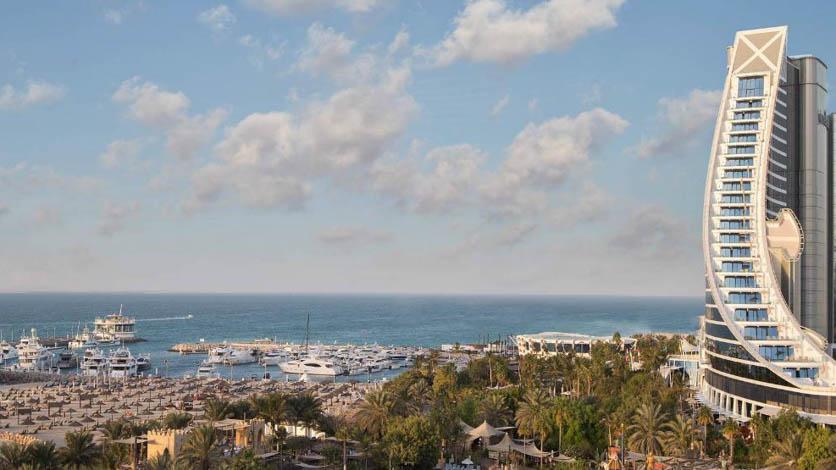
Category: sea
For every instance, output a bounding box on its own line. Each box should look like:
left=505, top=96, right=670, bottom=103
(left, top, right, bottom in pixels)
left=0, top=293, right=702, bottom=381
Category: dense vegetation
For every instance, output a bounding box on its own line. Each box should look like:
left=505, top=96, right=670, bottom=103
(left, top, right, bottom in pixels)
left=1, top=335, right=835, bottom=468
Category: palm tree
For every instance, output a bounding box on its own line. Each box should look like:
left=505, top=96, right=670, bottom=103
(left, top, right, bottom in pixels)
left=662, top=414, right=694, bottom=457
left=553, top=398, right=569, bottom=452
left=479, top=393, right=511, bottom=426
left=765, top=429, right=804, bottom=469
left=250, top=392, right=288, bottom=431
left=287, top=393, right=322, bottom=438
left=354, top=388, right=396, bottom=440
left=627, top=403, right=668, bottom=457
left=146, top=449, right=174, bottom=470
left=515, top=388, right=551, bottom=454
left=0, top=442, right=29, bottom=470
left=163, top=411, right=193, bottom=430
left=695, top=406, right=713, bottom=457
left=178, top=424, right=220, bottom=470
left=25, top=441, right=59, bottom=470
left=203, top=398, right=232, bottom=421
left=100, top=419, right=129, bottom=441
left=721, top=419, right=738, bottom=466
left=59, top=430, right=99, bottom=470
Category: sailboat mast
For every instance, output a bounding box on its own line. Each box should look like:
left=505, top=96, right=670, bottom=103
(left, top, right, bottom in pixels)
left=305, top=313, right=310, bottom=355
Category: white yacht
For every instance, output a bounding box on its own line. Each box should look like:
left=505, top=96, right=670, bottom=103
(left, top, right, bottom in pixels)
left=81, top=348, right=109, bottom=377
left=94, top=305, right=137, bottom=342
left=135, top=354, right=151, bottom=371
left=16, top=329, right=52, bottom=371
left=196, top=360, right=219, bottom=378
left=55, top=350, right=78, bottom=369
left=279, top=358, right=343, bottom=376
left=68, top=327, right=100, bottom=350
left=0, top=341, right=18, bottom=364
left=108, top=347, right=138, bottom=378
left=223, top=348, right=258, bottom=365
left=207, top=345, right=233, bottom=364
left=259, top=349, right=289, bottom=366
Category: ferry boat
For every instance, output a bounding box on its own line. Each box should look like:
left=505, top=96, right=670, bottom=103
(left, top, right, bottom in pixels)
left=196, top=360, right=219, bottom=378
left=108, top=347, right=138, bottom=378
left=81, top=348, right=109, bottom=377
left=0, top=341, right=18, bottom=364
left=279, top=358, right=343, bottom=377
left=94, top=305, right=137, bottom=342
left=16, top=329, right=52, bottom=371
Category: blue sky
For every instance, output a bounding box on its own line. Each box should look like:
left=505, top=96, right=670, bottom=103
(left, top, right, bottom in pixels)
left=1, top=0, right=833, bottom=295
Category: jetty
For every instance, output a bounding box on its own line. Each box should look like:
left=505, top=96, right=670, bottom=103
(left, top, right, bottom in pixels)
left=169, top=339, right=277, bottom=355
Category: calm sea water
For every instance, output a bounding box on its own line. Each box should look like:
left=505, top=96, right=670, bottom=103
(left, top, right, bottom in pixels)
left=0, top=293, right=701, bottom=380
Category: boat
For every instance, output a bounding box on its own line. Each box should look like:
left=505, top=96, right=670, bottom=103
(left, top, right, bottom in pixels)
left=196, top=360, right=218, bottom=378
left=259, top=349, right=289, bottom=366
left=16, top=329, right=52, bottom=371
left=55, top=350, right=78, bottom=369
left=135, top=354, right=151, bottom=371
left=279, top=358, right=343, bottom=376
left=0, top=341, right=18, bottom=364
left=222, top=348, right=258, bottom=365
left=68, top=327, right=100, bottom=350
left=94, top=305, right=137, bottom=342
left=207, top=345, right=233, bottom=364
left=81, top=348, right=109, bottom=377
left=108, top=346, right=138, bottom=378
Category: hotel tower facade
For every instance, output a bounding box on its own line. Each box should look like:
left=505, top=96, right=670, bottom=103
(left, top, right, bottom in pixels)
left=700, top=26, right=836, bottom=424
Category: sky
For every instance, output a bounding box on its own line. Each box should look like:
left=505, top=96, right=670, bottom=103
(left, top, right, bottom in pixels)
left=1, top=0, right=834, bottom=296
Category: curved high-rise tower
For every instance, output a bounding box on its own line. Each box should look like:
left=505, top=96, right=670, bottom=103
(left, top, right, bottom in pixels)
left=700, top=26, right=836, bottom=423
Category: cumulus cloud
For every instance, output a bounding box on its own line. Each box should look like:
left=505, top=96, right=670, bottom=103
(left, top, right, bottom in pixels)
left=243, top=0, right=386, bottom=15
left=239, top=34, right=285, bottom=67
left=99, top=139, right=144, bottom=168
left=198, top=5, right=236, bottom=32
left=0, top=163, right=102, bottom=194
left=427, top=0, right=624, bottom=66
left=0, top=80, right=65, bottom=110
left=490, top=94, right=510, bottom=117
left=112, top=77, right=227, bottom=160
left=609, top=205, right=692, bottom=259
left=296, top=23, right=375, bottom=83
left=317, top=226, right=392, bottom=245
left=482, top=108, right=628, bottom=217
left=97, top=201, right=140, bottom=237
left=630, top=88, right=721, bottom=159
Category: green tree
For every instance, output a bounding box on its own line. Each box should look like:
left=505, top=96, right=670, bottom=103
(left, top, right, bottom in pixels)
left=59, top=430, right=100, bottom=470
left=766, top=428, right=804, bottom=469
left=0, top=442, right=29, bottom=470
left=287, top=393, right=322, bottom=438
left=163, top=412, right=193, bottom=430
left=515, top=388, right=551, bottom=453
left=721, top=420, right=738, bottom=465
left=146, top=449, right=175, bottom=470
left=799, top=427, right=832, bottom=470
left=382, top=414, right=438, bottom=469
left=25, top=441, right=59, bottom=470
left=627, top=403, right=667, bottom=457
left=203, top=398, right=232, bottom=421
left=662, top=414, right=694, bottom=457
left=355, top=388, right=396, bottom=440
left=178, top=424, right=220, bottom=470
left=695, top=405, right=713, bottom=456
left=218, top=448, right=264, bottom=470
left=479, top=393, right=512, bottom=426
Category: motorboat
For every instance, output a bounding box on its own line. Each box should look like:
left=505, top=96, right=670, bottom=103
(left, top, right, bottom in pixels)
left=16, top=329, right=52, bottom=371
left=196, top=360, right=218, bottom=378
left=135, top=354, right=151, bottom=371
left=279, top=358, right=343, bottom=376
left=223, top=348, right=258, bottom=365
left=81, top=348, right=109, bottom=377
left=68, top=327, right=99, bottom=350
left=108, top=347, right=138, bottom=378
left=259, top=349, right=289, bottom=366
left=207, top=345, right=233, bottom=364
left=0, top=341, right=18, bottom=364
left=56, top=350, right=78, bottom=369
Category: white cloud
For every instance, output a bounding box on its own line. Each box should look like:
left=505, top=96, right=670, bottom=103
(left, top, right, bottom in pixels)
left=296, top=23, right=377, bottom=84
left=609, top=204, right=693, bottom=259
left=630, top=88, right=722, bottom=159
left=490, top=94, right=510, bottom=117
left=198, top=5, right=237, bottom=32
left=242, top=0, right=386, bottom=15
left=97, top=201, right=140, bottom=237
left=527, top=98, right=538, bottom=112
left=372, top=144, right=485, bottom=214
left=99, top=139, right=144, bottom=168
left=0, top=163, right=102, bottom=194
left=428, top=0, right=624, bottom=66
left=387, top=28, right=410, bottom=56
left=112, top=77, right=227, bottom=160
left=0, top=80, right=65, bottom=110
left=317, top=226, right=392, bottom=245
left=103, top=9, right=125, bottom=24
left=239, top=34, right=285, bottom=68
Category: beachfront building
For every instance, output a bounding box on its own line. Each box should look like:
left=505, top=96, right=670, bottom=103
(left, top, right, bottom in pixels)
left=514, top=332, right=635, bottom=358
left=699, top=26, right=836, bottom=424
